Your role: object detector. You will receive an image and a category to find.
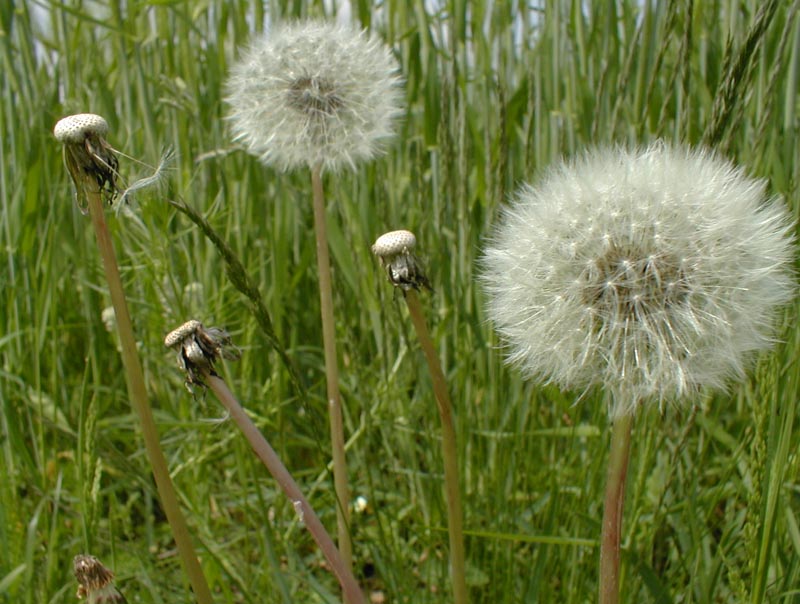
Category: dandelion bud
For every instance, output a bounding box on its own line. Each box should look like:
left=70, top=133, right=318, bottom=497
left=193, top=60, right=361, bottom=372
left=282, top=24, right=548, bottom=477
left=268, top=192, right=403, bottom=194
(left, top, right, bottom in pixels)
left=372, top=230, right=431, bottom=291
left=73, top=554, right=126, bottom=603
left=225, top=21, right=403, bottom=172
left=482, top=142, right=796, bottom=418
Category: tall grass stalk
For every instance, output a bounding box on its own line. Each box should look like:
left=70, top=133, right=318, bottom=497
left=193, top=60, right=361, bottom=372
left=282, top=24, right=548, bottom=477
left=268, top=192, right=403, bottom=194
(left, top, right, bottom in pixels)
left=166, top=196, right=308, bottom=403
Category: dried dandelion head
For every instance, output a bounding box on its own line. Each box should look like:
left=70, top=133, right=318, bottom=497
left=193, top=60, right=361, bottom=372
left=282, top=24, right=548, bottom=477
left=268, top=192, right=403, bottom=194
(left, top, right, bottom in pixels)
left=73, top=554, right=126, bottom=603
left=225, top=20, right=403, bottom=172
left=482, top=143, right=796, bottom=418
left=372, top=229, right=431, bottom=291
left=54, top=113, right=120, bottom=213
left=164, top=320, right=241, bottom=388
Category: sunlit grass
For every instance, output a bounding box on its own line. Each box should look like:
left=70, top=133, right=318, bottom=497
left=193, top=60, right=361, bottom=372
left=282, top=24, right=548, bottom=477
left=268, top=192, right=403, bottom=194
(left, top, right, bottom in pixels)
left=1, top=1, right=798, bottom=602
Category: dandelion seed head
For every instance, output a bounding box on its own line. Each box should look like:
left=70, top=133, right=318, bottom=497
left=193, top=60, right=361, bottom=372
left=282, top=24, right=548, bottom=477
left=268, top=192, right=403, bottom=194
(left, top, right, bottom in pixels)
left=225, top=20, right=403, bottom=172
left=482, top=143, right=796, bottom=417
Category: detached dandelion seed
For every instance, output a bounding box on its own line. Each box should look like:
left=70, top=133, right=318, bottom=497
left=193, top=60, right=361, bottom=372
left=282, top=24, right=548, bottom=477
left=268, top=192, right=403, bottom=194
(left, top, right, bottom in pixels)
left=481, top=142, right=796, bottom=604
left=226, top=21, right=404, bottom=583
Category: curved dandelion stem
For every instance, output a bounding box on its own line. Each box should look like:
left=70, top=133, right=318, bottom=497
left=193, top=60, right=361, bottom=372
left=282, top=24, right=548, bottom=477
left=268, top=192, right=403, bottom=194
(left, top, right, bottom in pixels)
left=404, top=289, right=469, bottom=604
left=202, top=373, right=365, bottom=604
left=599, top=411, right=634, bottom=604
left=310, top=164, right=353, bottom=581
left=83, top=187, right=213, bottom=604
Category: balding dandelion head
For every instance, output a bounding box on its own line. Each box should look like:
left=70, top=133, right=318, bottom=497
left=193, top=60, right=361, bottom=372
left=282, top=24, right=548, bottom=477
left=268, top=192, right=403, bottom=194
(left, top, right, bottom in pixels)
left=73, top=554, right=126, bottom=603
left=482, top=142, right=796, bottom=418
left=225, top=20, right=403, bottom=172
left=372, top=229, right=431, bottom=292
left=165, top=320, right=241, bottom=389
left=54, top=113, right=120, bottom=213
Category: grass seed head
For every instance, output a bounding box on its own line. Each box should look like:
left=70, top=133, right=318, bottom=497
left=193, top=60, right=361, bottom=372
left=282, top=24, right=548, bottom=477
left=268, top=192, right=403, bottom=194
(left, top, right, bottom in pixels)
left=225, top=20, right=403, bottom=173
left=482, top=142, right=797, bottom=418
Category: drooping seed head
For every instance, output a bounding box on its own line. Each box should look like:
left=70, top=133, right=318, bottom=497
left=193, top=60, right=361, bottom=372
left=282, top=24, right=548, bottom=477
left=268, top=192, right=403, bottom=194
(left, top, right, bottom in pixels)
left=482, top=142, right=796, bottom=418
left=372, top=229, right=431, bottom=292
left=165, top=320, right=240, bottom=389
left=225, top=20, right=404, bottom=172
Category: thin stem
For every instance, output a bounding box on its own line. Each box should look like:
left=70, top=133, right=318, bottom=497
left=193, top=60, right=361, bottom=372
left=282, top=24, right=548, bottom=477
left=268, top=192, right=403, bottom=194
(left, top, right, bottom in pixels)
left=84, top=186, right=213, bottom=604
left=599, top=411, right=634, bottom=604
left=404, top=289, right=468, bottom=604
left=310, top=165, right=352, bottom=578
left=204, top=373, right=366, bottom=604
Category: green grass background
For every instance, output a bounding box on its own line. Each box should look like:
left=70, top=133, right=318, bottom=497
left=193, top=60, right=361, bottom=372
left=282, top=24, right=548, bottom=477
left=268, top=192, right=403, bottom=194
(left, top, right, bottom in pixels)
left=2, top=0, right=799, bottom=602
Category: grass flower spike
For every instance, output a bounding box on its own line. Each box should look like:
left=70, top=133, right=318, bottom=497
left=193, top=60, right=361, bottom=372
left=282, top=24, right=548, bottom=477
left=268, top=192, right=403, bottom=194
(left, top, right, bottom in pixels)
left=483, top=142, right=795, bottom=418
left=226, top=21, right=402, bottom=173
left=482, top=142, right=795, bottom=604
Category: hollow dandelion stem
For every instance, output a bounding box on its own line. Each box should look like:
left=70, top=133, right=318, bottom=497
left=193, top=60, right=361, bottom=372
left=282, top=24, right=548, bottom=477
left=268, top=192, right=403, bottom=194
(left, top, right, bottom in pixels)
left=85, top=179, right=213, bottom=604
left=55, top=114, right=213, bottom=604
left=372, top=231, right=468, bottom=604
left=204, top=373, right=364, bottom=604
left=311, top=163, right=352, bottom=578
left=164, top=321, right=365, bottom=603
left=404, top=289, right=469, bottom=604
left=599, top=411, right=634, bottom=604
